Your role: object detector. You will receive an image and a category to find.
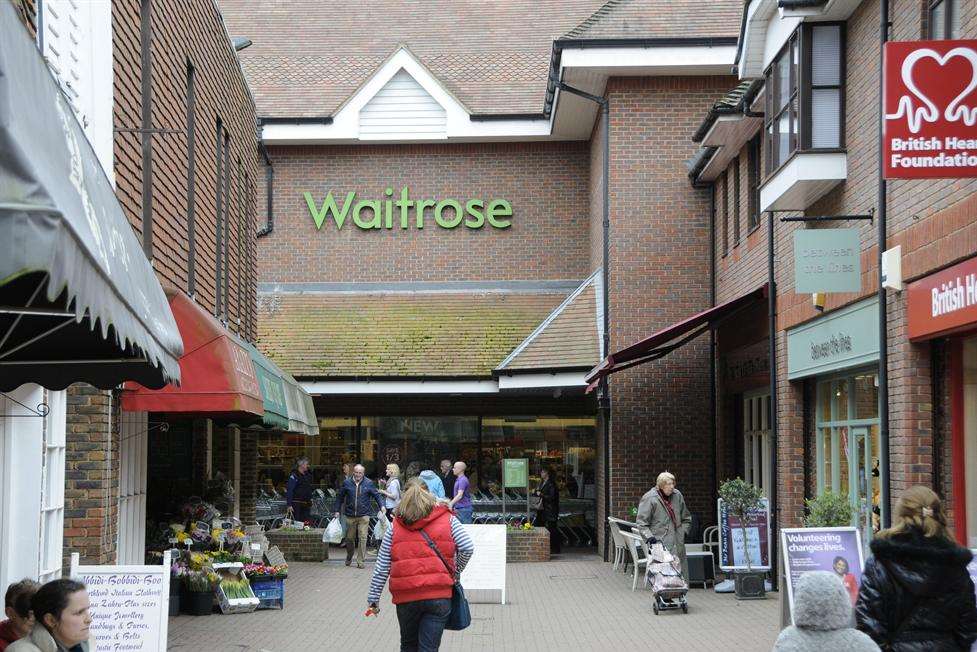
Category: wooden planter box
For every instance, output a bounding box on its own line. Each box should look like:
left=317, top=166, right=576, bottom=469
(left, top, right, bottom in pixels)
left=506, top=527, right=550, bottom=562
left=266, top=528, right=329, bottom=562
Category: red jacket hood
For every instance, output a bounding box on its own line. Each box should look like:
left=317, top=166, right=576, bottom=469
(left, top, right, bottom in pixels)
left=398, top=504, right=452, bottom=532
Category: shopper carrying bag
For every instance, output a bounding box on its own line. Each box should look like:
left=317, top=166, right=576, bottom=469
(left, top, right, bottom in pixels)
left=419, top=530, right=471, bottom=631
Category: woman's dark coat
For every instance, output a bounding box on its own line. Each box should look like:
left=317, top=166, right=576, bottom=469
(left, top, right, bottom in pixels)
left=536, top=478, right=559, bottom=523
left=855, top=528, right=977, bottom=651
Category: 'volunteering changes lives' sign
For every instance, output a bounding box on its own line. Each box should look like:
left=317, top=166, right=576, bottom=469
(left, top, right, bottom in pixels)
left=883, top=40, right=977, bottom=179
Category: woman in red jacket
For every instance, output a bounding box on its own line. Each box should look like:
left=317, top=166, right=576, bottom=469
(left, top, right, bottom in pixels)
left=368, top=479, right=475, bottom=651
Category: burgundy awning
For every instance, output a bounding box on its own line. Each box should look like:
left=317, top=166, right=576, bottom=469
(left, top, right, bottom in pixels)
left=585, top=284, right=768, bottom=387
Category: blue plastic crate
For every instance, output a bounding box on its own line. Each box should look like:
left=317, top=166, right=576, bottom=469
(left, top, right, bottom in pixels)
left=250, top=577, right=285, bottom=610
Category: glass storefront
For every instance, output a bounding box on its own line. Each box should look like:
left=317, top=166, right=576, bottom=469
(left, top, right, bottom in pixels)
left=815, top=368, right=881, bottom=542
left=257, top=414, right=598, bottom=536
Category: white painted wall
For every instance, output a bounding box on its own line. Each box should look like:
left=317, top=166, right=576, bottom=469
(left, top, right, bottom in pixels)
left=359, top=69, right=447, bottom=140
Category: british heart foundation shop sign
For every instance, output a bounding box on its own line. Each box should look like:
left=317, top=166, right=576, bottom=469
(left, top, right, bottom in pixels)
left=883, top=40, right=977, bottom=179
left=908, top=255, right=977, bottom=340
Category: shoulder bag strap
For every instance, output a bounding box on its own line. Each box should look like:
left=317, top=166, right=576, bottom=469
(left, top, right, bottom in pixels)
left=419, top=529, right=458, bottom=580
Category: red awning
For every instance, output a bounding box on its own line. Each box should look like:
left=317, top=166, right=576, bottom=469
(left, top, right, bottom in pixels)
left=586, top=284, right=768, bottom=386
left=121, top=288, right=264, bottom=419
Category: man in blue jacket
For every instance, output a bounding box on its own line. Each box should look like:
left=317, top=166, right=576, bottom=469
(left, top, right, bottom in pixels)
left=333, top=464, right=384, bottom=568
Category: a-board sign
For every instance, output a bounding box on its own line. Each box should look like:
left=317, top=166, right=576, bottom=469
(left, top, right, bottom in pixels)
left=264, top=545, right=287, bottom=567
left=503, top=458, right=527, bottom=488
left=781, top=527, right=864, bottom=617
left=459, top=524, right=506, bottom=604
left=70, top=551, right=170, bottom=652
left=718, top=498, right=771, bottom=571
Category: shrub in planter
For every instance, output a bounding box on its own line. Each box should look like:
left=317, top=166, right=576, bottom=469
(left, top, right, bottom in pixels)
left=718, top=477, right=766, bottom=600
left=804, top=491, right=853, bottom=527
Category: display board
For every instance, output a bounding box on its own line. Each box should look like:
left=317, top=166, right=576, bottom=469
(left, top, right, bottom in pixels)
left=718, top=498, right=771, bottom=570
left=503, top=458, right=528, bottom=488
left=781, top=527, right=864, bottom=618
left=459, top=524, right=506, bottom=604
left=70, top=551, right=170, bottom=652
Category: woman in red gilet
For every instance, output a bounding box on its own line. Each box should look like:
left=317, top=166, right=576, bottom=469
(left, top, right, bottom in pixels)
left=367, top=478, right=475, bottom=651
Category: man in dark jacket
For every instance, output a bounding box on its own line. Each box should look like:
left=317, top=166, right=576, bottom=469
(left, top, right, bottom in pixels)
left=855, top=528, right=977, bottom=651
left=440, top=459, right=455, bottom=501
left=333, top=464, right=384, bottom=568
left=285, top=457, right=314, bottom=523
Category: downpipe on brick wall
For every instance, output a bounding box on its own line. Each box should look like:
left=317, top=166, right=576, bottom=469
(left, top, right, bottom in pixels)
left=877, top=0, right=892, bottom=531
left=552, top=78, right=612, bottom=561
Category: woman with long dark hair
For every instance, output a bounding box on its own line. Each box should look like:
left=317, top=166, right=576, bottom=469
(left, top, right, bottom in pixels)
left=855, top=486, right=977, bottom=651
left=8, top=579, right=93, bottom=652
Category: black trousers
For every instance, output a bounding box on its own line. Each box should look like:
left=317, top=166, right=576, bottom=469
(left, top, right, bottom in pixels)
left=290, top=501, right=310, bottom=523
left=535, top=512, right=561, bottom=553
left=396, top=598, right=451, bottom=651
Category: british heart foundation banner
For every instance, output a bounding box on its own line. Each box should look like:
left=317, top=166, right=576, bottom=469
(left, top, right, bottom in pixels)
left=883, top=40, right=977, bottom=179
left=781, top=527, right=865, bottom=619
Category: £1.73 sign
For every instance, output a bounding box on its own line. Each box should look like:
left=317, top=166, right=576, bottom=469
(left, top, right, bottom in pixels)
left=883, top=40, right=977, bottom=179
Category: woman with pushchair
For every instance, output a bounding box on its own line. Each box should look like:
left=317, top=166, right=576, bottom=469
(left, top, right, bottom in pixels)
left=636, top=471, right=692, bottom=579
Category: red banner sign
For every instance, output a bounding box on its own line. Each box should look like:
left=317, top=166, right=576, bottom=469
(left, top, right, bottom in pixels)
left=883, top=40, right=977, bottom=179
left=907, top=255, right=977, bottom=340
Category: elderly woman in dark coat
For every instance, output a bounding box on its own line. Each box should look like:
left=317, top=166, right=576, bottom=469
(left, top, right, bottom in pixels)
left=636, top=471, right=692, bottom=578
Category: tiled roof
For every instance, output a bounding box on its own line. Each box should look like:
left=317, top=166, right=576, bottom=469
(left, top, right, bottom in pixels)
left=217, top=0, right=607, bottom=118
left=497, top=273, right=601, bottom=372
left=256, top=291, right=569, bottom=378
left=692, top=79, right=763, bottom=143
left=563, top=0, right=743, bottom=40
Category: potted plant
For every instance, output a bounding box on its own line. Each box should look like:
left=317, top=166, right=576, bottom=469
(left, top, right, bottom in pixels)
left=804, top=490, right=853, bottom=527
left=180, top=568, right=218, bottom=616
left=718, top=477, right=766, bottom=600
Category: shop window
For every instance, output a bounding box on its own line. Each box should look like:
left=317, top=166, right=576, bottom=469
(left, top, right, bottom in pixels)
left=764, top=23, right=846, bottom=175
left=39, top=390, right=66, bottom=583
left=928, top=0, right=960, bottom=39
left=743, top=392, right=771, bottom=496
left=816, top=371, right=881, bottom=543
left=257, top=417, right=358, bottom=497
left=747, top=134, right=761, bottom=232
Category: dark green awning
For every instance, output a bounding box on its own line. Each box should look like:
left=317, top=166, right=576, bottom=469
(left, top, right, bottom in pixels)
left=240, top=339, right=317, bottom=435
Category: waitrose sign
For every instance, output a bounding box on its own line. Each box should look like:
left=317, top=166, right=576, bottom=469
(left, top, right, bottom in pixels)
left=304, top=187, right=513, bottom=231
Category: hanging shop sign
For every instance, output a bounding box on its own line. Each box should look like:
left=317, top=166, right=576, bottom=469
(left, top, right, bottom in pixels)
left=304, top=187, right=513, bottom=231
left=787, top=296, right=879, bottom=380
left=718, top=498, right=771, bottom=571
left=781, top=527, right=864, bottom=618
left=70, top=551, right=170, bottom=651
left=907, top=254, right=977, bottom=340
left=793, top=229, right=861, bottom=293
left=883, top=40, right=977, bottom=179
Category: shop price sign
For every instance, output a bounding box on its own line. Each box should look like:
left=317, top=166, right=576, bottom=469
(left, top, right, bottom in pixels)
left=883, top=40, right=977, bottom=179
left=793, top=229, right=861, bottom=293
left=502, top=458, right=528, bottom=488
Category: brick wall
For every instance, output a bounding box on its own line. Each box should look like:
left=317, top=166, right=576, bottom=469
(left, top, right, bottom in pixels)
left=63, top=386, right=120, bottom=566
left=706, top=0, right=977, bottom=531
left=258, top=141, right=591, bottom=284
left=594, top=76, right=737, bottom=553
left=506, top=527, right=550, bottom=562
left=265, top=530, right=329, bottom=562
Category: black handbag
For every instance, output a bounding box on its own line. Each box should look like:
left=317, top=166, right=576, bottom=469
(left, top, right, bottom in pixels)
left=419, top=529, right=472, bottom=631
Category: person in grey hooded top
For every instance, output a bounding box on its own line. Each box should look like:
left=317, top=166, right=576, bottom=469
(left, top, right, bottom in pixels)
left=774, top=571, right=879, bottom=651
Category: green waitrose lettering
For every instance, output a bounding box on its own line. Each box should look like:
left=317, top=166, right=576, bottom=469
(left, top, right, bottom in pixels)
left=303, top=187, right=512, bottom=231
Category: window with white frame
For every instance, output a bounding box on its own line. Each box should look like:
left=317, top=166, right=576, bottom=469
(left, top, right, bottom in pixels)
left=815, top=370, right=881, bottom=543
left=744, top=391, right=772, bottom=496
left=39, top=390, right=66, bottom=583
left=929, top=0, right=961, bottom=39
left=764, top=23, right=846, bottom=175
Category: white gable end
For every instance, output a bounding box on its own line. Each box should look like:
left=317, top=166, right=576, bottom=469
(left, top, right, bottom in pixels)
left=359, top=69, right=447, bottom=140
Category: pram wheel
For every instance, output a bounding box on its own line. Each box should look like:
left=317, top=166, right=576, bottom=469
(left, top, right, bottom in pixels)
left=681, top=603, right=688, bottom=614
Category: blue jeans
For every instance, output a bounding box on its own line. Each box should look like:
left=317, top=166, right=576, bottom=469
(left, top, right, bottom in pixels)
left=456, top=506, right=473, bottom=524
left=396, top=598, right=451, bottom=651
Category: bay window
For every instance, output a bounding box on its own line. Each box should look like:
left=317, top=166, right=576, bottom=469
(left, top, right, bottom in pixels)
left=764, top=23, right=846, bottom=176
left=928, top=0, right=960, bottom=39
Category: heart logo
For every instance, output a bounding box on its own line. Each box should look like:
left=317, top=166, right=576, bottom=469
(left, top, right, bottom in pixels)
left=886, top=46, right=977, bottom=134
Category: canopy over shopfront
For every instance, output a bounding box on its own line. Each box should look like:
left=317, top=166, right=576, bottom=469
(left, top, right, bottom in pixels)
left=586, top=284, right=768, bottom=386
left=121, top=288, right=263, bottom=420
left=0, top=5, right=182, bottom=391
left=240, top=339, right=319, bottom=436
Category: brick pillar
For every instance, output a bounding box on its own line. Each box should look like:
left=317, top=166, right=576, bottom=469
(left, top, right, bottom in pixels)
left=240, top=430, right=258, bottom=524
left=777, top=329, right=807, bottom=530
left=64, top=385, right=121, bottom=566
left=191, top=418, right=211, bottom=495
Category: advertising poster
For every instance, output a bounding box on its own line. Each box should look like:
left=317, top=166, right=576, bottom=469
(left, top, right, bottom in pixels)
left=718, top=498, right=771, bottom=570
left=781, top=527, right=864, bottom=616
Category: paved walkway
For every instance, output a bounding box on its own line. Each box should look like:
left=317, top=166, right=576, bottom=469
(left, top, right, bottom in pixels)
left=168, top=554, right=781, bottom=651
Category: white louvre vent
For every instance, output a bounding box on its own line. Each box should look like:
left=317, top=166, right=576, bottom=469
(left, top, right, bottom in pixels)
left=359, top=69, right=447, bottom=140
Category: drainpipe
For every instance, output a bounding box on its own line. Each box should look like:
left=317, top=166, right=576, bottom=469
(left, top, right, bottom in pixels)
left=139, top=0, right=154, bottom=258
left=767, top=209, right=779, bottom=592
left=877, top=0, right=891, bottom=529
left=710, top=184, right=718, bottom=510
left=257, top=138, right=274, bottom=238
left=554, top=78, right=611, bottom=559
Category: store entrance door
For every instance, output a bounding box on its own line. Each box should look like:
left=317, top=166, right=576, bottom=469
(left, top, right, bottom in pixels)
left=850, top=426, right=873, bottom=546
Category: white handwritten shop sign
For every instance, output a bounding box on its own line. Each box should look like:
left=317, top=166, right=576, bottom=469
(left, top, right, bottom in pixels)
left=70, top=551, right=170, bottom=652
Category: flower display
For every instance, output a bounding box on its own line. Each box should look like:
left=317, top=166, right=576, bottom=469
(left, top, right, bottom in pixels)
left=242, top=562, right=288, bottom=579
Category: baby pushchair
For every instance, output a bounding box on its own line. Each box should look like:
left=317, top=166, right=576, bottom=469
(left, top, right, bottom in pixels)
left=646, top=540, right=688, bottom=614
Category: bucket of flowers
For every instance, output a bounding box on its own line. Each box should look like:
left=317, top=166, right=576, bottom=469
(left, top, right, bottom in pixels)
left=179, top=568, right=218, bottom=616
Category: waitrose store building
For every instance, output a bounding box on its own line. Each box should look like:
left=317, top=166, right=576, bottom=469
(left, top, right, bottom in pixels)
left=220, top=0, right=745, bottom=549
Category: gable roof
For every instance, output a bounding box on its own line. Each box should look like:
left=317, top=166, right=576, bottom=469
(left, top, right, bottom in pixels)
left=217, top=0, right=607, bottom=119
left=563, top=0, right=743, bottom=41
left=497, top=272, right=601, bottom=372
left=256, top=289, right=569, bottom=378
